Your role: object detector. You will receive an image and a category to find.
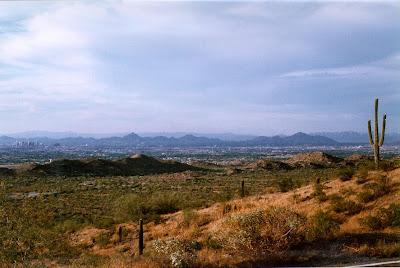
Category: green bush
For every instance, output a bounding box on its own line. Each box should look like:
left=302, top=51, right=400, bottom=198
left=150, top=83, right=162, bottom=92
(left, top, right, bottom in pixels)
left=357, top=175, right=390, bottom=203
left=357, top=190, right=375, bottom=203
left=358, top=161, right=376, bottom=172
left=310, top=183, right=328, bottom=202
left=356, top=166, right=369, bottom=182
left=361, top=203, right=400, bottom=231
left=182, top=209, right=199, bottom=227
left=94, top=231, right=113, bottom=247
left=335, top=167, right=354, bottom=181
left=114, top=192, right=182, bottom=223
left=361, top=215, right=385, bottom=231
left=213, top=189, right=234, bottom=203
left=379, top=160, right=396, bottom=172
left=0, top=195, right=77, bottom=264
left=151, top=193, right=181, bottom=215
left=306, top=210, right=339, bottom=243
left=276, top=177, right=295, bottom=192
left=329, top=195, right=363, bottom=215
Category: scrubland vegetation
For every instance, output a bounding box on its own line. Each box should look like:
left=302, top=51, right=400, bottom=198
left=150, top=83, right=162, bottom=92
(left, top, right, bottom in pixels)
left=0, top=154, right=399, bottom=267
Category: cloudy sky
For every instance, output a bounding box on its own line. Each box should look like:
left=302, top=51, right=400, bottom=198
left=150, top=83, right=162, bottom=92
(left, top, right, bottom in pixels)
left=0, top=1, right=399, bottom=136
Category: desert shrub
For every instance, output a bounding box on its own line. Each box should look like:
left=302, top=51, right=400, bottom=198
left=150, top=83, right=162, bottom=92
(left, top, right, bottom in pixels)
left=291, top=193, right=302, bottom=204
left=339, top=186, right=355, bottom=197
left=55, top=219, right=87, bottom=233
left=221, top=202, right=232, bottom=215
left=275, top=177, right=295, bottom=192
left=213, top=207, right=307, bottom=254
left=213, top=189, right=234, bottom=203
left=69, top=253, right=108, bottom=267
left=114, top=192, right=182, bottom=223
left=114, top=194, right=159, bottom=223
left=153, top=238, right=201, bottom=268
left=0, top=195, right=77, bottom=264
left=358, top=161, right=376, bottom=172
left=361, top=203, right=400, bottom=231
left=329, top=195, right=363, bottom=216
left=357, top=175, right=390, bottom=203
left=356, top=165, right=370, bottom=184
left=356, top=176, right=367, bottom=185
left=361, top=215, right=384, bottom=231
left=378, top=160, right=396, bottom=172
left=151, top=193, right=181, bottom=215
left=95, top=231, right=113, bottom=247
left=335, top=167, right=354, bottom=181
left=94, top=217, right=115, bottom=229
left=310, top=183, right=328, bottom=202
left=204, top=235, right=223, bottom=250
left=359, top=240, right=400, bottom=258
left=305, top=210, right=339, bottom=243
left=357, top=190, right=376, bottom=203
left=358, top=159, right=396, bottom=172
left=182, top=209, right=199, bottom=227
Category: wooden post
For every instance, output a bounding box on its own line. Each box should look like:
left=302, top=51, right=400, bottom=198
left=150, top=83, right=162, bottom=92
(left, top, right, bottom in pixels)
left=118, top=226, right=122, bottom=243
left=139, top=219, right=143, bottom=255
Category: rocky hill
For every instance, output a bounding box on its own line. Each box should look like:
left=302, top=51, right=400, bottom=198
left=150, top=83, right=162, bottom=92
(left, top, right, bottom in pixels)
left=26, top=154, right=202, bottom=177
left=286, top=151, right=343, bottom=168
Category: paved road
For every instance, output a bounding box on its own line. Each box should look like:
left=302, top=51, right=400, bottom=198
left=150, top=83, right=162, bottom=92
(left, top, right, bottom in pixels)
left=345, top=260, right=400, bottom=267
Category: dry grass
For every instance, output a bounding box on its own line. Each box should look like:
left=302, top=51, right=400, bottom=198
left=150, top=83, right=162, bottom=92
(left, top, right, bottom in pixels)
left=68, top=167, right=400, bottom=267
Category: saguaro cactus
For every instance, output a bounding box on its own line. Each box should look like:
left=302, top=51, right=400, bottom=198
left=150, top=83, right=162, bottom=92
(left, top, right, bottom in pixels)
left=368, top=98, right=386, bottom=167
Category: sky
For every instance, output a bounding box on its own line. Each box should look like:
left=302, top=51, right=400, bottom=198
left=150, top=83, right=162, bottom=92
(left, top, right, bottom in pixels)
left=0, top=1, right=399, bottom=136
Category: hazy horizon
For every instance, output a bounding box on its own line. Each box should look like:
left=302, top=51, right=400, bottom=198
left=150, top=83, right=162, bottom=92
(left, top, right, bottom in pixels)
left=1, top=1, right=399, bottom=136
left=2, top=129, right=400, bottom=140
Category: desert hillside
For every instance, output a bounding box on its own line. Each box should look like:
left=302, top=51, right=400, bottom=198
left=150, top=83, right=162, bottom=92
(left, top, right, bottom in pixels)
left=0, top=152, right=398, bottom=267
left=65, top=156, right=399, bottom=267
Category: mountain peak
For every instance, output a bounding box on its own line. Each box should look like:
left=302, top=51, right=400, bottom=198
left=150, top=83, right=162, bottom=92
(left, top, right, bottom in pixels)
left=123, top=132, right=140, bottom=139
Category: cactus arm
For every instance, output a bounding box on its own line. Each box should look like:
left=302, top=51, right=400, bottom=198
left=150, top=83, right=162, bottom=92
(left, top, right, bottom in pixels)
left=368, top=120, right=374, bottom=146
left=378, top=114, right=386, bottom=146
left=374, top=99, right=379, bottom=144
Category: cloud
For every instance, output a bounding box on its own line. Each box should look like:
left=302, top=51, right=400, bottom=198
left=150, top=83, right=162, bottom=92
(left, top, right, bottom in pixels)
left=0, top=1, right=398, bottom=134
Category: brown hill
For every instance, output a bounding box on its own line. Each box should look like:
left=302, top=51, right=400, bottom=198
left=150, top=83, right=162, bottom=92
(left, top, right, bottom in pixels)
left=28, top=154, right=202, bottom=177
left=345, top=154, right=374, bottom=167
left=0, top=167, right=15, bottom=176
left=246, top=159, right=293, bottom=171
left=286, top=151, right=343, bottom=168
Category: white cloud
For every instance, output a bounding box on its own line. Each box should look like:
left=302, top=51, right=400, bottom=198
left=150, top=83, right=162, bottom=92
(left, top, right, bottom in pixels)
left=278, top=53, right=400, bottom=79
left=0, top=1, right=398, bottom=134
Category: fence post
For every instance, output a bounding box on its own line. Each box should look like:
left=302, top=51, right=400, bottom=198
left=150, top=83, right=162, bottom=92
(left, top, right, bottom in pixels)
left=118, top=226, right=122, bottom=243
left=139, top=219, right=143, bottom=255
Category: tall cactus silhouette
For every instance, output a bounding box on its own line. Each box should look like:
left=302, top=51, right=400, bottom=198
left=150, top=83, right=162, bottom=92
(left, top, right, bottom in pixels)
left=368, top=98, right=386, bottom=167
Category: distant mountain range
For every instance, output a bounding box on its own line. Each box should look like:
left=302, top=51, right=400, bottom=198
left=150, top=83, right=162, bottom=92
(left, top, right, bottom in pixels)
left=310, top=131, right=400, bottom=144
left=5, top=131, right=256, bottom=141
left=0, top=131, right=398, bottom=147
left=0, top=132, right=338, bottom=147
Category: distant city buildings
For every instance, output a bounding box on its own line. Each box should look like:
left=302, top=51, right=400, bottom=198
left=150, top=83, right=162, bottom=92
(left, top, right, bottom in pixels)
left=13, top=140, right=43, bottom=148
